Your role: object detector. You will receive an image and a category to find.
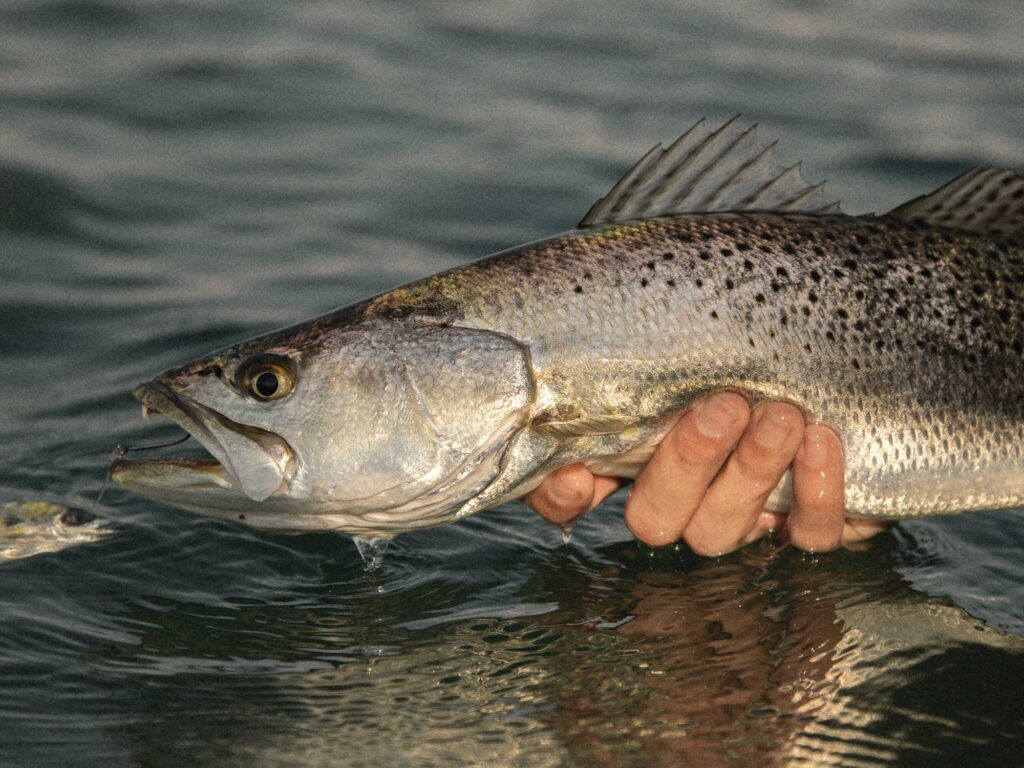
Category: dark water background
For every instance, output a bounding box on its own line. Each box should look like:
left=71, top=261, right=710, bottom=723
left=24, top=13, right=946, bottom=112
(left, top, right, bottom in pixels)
left=2, top=1, right=1023, bottom=765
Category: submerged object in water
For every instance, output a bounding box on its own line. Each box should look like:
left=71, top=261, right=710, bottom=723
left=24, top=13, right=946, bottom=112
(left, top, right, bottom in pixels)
left=112, top=118, right=1024, bottom=536
left=0, top=501, right=109, bottom=561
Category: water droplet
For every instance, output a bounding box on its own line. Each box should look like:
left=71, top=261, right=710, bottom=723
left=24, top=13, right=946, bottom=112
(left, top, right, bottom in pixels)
left=560, top=522, right=574, bottom=545
left=353, top=536, right=390, bottom=571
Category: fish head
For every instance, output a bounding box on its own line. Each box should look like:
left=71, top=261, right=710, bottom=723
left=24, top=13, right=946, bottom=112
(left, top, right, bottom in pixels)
left=112, top=319, right=536, bottom=533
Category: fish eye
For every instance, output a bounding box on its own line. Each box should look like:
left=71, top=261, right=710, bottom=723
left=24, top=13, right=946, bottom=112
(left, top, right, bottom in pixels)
left=237, top=355, right=296, bottom=401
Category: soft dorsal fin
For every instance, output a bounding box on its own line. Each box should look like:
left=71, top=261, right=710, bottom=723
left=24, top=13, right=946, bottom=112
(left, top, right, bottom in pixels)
left=886, top=167, right=1024, bottom=246
left=579, top=117, right=841, bottom=228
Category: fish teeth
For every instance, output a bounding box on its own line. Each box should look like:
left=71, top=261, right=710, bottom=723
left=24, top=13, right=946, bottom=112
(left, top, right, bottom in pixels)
left=142, top=405, right=152, bottom=419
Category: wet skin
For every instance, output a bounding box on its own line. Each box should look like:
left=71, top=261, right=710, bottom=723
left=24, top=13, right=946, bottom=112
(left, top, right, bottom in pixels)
left=526, top=392, right=890, bottom=554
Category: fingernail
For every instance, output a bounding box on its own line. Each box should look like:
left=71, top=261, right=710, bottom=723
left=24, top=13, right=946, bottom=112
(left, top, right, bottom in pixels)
left=801, top=427, right=831, bottom=469
left=752, top=405, right=797, bottom=450
left=695, top=395, right=741, bottom=438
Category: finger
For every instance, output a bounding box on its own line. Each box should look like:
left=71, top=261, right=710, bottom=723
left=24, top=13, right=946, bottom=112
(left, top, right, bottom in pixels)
left=741, top=510, right=787, bottom=547
left=842, top=517, right=891, bottom=549
left=625, top=392, right=750, bottom=546
left=684, top=402, right=805, bottom=556
left=524, top=463, right=596, bottom=525
left=787, top=424, right=845, bottom=552
left=592, top=474, right=625, bottom=507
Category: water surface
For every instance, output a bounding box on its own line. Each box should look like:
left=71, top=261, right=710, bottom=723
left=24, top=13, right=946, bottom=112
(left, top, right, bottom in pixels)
left=1, top=1, right=1023, bottom=765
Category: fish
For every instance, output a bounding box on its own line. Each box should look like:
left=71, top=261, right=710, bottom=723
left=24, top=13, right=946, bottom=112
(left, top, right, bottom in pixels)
left=111, top=117, right=1024, bottom=537
left=0, top=501, right=109, bottom=561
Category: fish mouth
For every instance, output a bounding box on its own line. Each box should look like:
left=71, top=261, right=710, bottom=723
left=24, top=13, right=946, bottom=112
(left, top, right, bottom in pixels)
left=111, top=381, right=297, bottom=503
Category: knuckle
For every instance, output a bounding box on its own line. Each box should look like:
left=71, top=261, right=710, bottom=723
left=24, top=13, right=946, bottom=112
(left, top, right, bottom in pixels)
left=625, top=493, right=682, bottom=547
left=684, top=531, right=734, bottom=558
left=791, top=530, right=843, bottom=553
left=732, top=445, right=789, bottom=486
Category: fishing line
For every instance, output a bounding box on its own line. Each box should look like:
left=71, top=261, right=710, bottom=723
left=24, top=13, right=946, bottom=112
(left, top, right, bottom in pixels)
left=92, top=433, right=192, bottom=514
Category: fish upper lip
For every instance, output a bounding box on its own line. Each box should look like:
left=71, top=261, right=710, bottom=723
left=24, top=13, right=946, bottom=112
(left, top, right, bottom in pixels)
left=128, top=380, right=297, bottom=493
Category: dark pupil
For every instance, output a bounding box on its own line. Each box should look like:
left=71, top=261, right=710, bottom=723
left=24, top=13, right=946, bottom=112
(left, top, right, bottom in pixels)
left=254, top=370, right=279, bottom=398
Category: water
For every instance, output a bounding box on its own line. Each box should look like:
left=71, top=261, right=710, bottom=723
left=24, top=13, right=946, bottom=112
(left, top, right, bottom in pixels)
left=1, top=1, right=1023, bottom=765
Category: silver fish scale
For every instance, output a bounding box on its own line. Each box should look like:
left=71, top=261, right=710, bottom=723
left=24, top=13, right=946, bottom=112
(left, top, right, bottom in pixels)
left=415, top=213, right=1024, bottom=518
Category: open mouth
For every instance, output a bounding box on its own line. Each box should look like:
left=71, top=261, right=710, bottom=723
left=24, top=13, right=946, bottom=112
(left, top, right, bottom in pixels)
left=111, top=381, right=297, bottom=502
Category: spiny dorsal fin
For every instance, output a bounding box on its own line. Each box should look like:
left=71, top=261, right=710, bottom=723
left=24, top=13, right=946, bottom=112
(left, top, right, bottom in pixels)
left=579, top=117, right=841, bottom=228
left=886, top=167, right=1024, bottom=246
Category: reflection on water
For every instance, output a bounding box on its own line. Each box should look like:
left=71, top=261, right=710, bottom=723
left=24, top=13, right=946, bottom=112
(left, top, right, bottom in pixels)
left=1, top=0, right=1023, bottom=765
left=4, top=511, right=1020, bottom=767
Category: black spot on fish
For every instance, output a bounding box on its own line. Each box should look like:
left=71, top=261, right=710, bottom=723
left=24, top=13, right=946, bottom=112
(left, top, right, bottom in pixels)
left=3, top=515, right=22, bottom=528
left=574, top=286, right=584, bottom=294
left=721, top=248, right=734, bottom=258
left=646, top=261, right=656, bottom=270
left=775, top=267, right=789, bottom=279
left=725, top=278, right=734, bottom=290
left=802, top=306, right=811, bottom=316
left=743, top=259, right=754, bottom=271
left=808, top=291, right=818, bottom=303
left=662, top=253, right=673, bottom=261
left=640, top=278, right=648, bottom=288
left=855, top=289, right=865, bottom=300
left=770, top=281, right=780, bottom=292
left=843, top=258, right=857, bottom=271
left=755, top=293, right=765, bottom=303
left=666, top=279, right=676, bottom=287
left=695, top=278, right=704, bottom=288
left=852, top=359, right=861, bottom=370
left=238, top=514, right=246, bottom=520
left=699, top=251, right=711, bottom=261
left=837, top=308, right=849, bottom=320
left=710, top=310, right=719, bottom=320
left=584, top=271, right=593, bottom=279
left=810, top=270, right=821, bottom=283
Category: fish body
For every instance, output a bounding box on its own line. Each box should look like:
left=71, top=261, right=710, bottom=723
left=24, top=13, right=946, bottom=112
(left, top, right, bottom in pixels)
left=112, top=119, right=1024, bottom=536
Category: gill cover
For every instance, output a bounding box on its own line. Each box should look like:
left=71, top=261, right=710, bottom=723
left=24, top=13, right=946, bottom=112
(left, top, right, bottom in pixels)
left=304, top=323, right=536, bottom=515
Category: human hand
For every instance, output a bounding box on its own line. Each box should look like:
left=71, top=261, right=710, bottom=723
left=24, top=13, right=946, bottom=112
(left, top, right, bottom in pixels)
left=524, top=392, right=890, bottom=554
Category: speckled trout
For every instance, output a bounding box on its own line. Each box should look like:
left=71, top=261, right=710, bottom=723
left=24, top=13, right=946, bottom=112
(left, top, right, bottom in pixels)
left=111, top=118, right=1024, bottom=536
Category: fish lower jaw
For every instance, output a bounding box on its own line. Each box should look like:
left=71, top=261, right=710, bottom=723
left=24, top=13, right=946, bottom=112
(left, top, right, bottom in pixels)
left=110, top=456, right=233, bottom=493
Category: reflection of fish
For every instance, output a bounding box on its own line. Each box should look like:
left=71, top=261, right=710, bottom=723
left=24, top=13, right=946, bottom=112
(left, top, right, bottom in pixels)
left=0, top=502, right=109, bottom=561
left=113, top=118, right=1024, bottom=536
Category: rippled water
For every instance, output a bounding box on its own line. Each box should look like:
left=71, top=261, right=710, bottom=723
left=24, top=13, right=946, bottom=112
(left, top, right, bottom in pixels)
left=2, top=1, right=1023, bottom=765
